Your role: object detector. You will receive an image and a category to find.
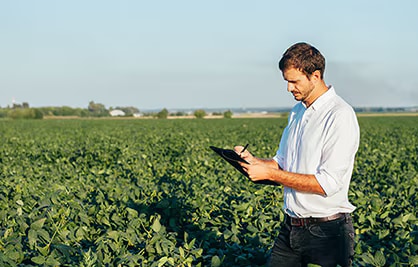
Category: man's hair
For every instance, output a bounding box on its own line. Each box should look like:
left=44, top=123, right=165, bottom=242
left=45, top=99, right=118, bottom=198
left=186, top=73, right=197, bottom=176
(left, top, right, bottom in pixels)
left=278, top=42, right=325, bottom=79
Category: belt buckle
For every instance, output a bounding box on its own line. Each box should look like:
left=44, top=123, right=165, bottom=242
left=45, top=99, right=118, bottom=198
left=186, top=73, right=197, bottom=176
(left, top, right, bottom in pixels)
left=290, top=216, right=323, bottom=227
left=290, top=217, right=307, bottom=227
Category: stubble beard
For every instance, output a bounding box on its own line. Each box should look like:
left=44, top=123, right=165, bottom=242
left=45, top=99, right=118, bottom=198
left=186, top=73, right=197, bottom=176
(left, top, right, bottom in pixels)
left=300, top=83, right=315, bottom=106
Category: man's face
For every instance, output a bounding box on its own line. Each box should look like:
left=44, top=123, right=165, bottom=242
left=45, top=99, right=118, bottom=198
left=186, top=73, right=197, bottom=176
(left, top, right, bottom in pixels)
left=282, top=68, right=315, bottom=103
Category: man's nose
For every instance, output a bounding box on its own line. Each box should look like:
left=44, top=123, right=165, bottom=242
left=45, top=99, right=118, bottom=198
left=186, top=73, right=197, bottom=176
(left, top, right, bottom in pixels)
left=287, top=83, right=294, bottom=92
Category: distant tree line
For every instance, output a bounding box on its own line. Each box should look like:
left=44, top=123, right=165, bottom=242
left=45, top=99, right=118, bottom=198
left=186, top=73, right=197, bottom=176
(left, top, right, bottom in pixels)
left=0, top=101, right=234, bottom=120
left=0, top=101, right=116, bottom=119
left=0, top=102, right=44, bottom=119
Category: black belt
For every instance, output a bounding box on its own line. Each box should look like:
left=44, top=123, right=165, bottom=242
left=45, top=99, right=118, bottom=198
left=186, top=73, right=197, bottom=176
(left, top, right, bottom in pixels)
left=289, top=213, right=347, bottom=227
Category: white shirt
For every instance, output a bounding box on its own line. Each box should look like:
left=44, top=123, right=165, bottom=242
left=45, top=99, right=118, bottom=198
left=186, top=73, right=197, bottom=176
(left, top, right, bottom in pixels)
left=273, top=87, right=360, bottom=218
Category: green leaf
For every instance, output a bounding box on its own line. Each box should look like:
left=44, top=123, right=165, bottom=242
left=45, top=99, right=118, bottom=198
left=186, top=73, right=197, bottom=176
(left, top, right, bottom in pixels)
left=179, top=246, right=185, bottom=258
left=37, top=229, right=51, bottom=243
left=126, top=207, right=138, bottom=217
left=7, top=250, right=22, bottom=261
left=31, top=218, right=46, bottom=230
left=31, top=256, right=45, bottom=264
left=28, top=229, right=37, bottom=248
left=152, top=217, right=161, bottom=233
left=158, top=256, right=168, bottom=267
left=402, top=213, right=412, bottom=222
left=379, top=210, right=389, bottom=219
left=211, top=256, right=221, bottom=267
left=183, top=231, right=189, bottom=243
left=188, top=238, right=196, bottom=249
left=247, top=224, right=258, bottom=233
left=167, top=257, right=175, bottom=265
left=359, top=253, right=375, bottom=265
left=378, top=229, right=390, bottom=239
left=409, top=255, right=418, bottom=265
left=107, top=230, right=119, bottom=241
left=38, top=244, right=50, bottom=257
left=79, top=212, right=90, bottom=225
left=75, top=227, right=85, bottom=240
left=101, top=216, right=111, bottom=226
left=155, top=241, right=162, bottom=254
left=45, top=256, right=61, bottom=266
left=374, top=251, right=386, bottom=267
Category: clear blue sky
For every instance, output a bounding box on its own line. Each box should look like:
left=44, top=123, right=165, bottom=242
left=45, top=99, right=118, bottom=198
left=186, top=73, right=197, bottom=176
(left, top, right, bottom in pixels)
left=1, top=0, right=417, bottom=110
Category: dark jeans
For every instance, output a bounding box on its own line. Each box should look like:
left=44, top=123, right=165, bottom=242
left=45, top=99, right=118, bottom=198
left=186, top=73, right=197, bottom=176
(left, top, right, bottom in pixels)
left=268, top=214, right=355, bottom=267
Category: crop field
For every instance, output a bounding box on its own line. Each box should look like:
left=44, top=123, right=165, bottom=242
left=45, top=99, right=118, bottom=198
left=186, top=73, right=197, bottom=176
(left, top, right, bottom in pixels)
left=0, top=116, right=417, bottom=266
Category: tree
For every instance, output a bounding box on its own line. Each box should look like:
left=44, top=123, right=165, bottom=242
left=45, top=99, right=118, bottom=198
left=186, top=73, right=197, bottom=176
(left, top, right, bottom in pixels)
left=194, top=109, right=206, bottom=119
left=172, top=111, right=186, bottom=117
left=8, top=108, right=43, bottom=119
left=223, top=110, right=233, bottom=119
left=88, top=101, right=108, bottom=117
left=157, top=108, right=169, bottom=119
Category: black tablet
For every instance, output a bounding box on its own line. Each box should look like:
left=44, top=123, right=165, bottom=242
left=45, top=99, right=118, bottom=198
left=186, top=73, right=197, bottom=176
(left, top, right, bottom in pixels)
left=209, top=146, right=249, bottom=177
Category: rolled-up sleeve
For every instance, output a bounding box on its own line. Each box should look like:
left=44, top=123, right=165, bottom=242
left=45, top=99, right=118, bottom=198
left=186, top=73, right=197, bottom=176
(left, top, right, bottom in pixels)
left=314, top=108, right=360, bottom=196
left=273, top=151, right=284, bottom=169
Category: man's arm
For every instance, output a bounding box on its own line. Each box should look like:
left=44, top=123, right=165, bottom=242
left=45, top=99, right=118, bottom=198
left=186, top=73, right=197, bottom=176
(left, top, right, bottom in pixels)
left=235, top=146, right=325, bottom=196
left=245, top=158, right=325, bottom=195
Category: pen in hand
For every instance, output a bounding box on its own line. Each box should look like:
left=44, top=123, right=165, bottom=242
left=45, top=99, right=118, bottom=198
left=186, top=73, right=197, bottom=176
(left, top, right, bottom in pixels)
left=240, top=144, right=249, bottom=153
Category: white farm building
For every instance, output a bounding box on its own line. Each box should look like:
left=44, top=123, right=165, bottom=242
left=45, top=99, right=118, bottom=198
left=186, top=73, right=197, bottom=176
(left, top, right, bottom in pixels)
left=109, top=110, right=126, bottom=117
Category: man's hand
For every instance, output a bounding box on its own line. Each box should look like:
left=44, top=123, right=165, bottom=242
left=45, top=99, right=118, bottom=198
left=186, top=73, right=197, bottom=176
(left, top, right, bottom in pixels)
left=234, top=146, right=276, bottom=182
left=234, top=145, right=254, bottom=164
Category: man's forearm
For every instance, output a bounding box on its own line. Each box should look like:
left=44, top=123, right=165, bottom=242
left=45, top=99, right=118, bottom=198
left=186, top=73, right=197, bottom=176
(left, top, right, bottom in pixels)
left=239, top=153, right=325, bottom=196
left=267, top=168, right=325, bottom=195
left=249, top=157, right=325, bottom=195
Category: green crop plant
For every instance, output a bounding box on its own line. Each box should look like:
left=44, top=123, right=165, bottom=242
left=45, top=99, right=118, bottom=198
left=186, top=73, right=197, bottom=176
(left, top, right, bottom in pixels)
left=0, top=117, right=416, bottom=266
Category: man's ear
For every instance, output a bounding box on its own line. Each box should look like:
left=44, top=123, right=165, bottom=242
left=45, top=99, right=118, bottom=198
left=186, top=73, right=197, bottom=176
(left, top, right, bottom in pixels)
left=310, top=70, right=322, bottom=83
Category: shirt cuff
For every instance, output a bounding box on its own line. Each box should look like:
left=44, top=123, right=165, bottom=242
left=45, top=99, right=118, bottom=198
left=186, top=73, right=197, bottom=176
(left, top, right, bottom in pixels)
left=314, top=171, right=341, bottom=197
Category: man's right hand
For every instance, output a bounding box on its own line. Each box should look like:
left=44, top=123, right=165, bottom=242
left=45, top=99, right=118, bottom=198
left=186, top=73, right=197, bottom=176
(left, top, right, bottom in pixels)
left=234, top=146, right=254, bottom=164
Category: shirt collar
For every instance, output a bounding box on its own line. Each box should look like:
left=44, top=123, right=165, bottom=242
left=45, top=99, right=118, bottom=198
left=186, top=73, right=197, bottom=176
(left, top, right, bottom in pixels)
left=309, top=86, right=336, bottom=111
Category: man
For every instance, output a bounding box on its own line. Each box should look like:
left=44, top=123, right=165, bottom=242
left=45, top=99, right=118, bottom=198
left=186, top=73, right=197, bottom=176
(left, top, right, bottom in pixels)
left=235, top=42, right=359, bottom=266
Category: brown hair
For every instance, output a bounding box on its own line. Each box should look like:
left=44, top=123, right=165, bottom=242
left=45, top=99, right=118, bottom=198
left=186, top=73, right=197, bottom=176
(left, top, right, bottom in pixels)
left=278, top=42, right=325, bottom=79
